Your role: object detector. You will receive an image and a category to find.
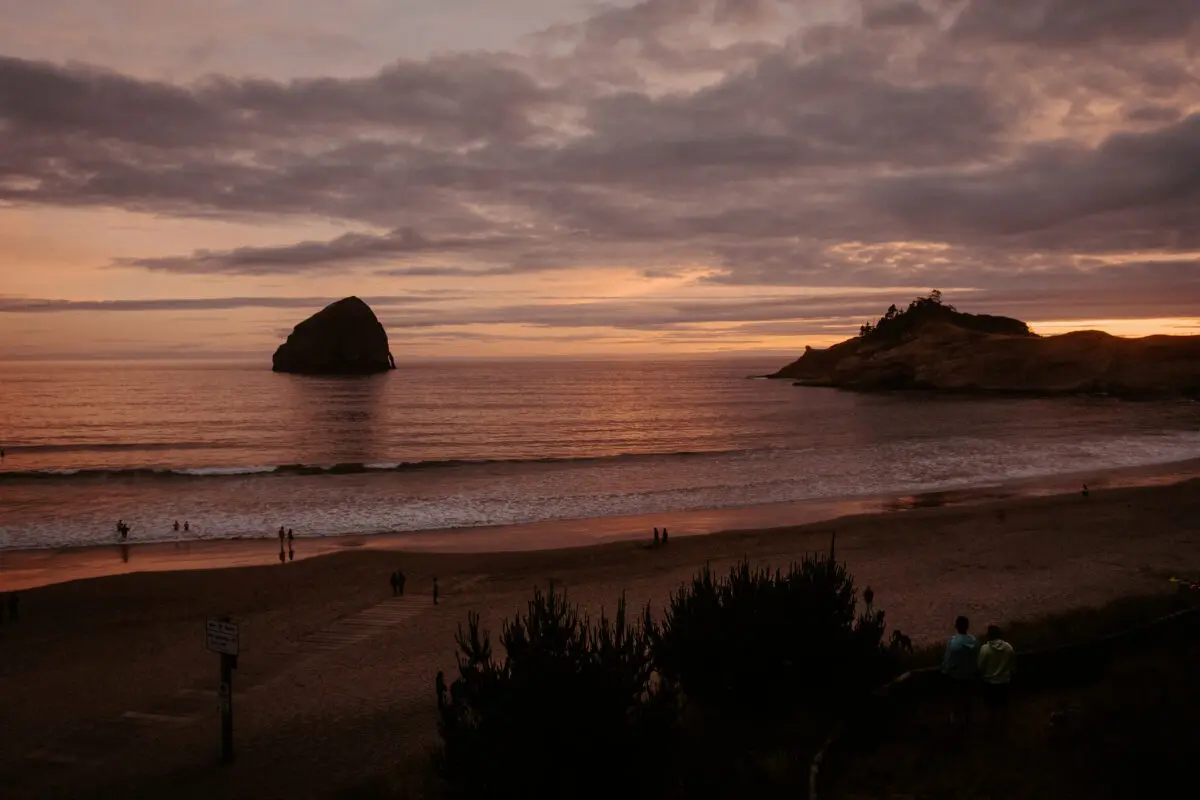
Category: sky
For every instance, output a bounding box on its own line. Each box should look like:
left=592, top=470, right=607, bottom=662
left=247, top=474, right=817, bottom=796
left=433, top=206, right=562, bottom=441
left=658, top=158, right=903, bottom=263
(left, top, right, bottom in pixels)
left=1, top=0, right=1198, bottom=360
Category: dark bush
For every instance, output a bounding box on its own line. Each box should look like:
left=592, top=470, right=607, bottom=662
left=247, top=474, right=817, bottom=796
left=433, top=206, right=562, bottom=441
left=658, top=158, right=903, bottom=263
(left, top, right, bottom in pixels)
left=437, top=585, right=678, bottom=799
left=653, top=555, right=897, bottom=720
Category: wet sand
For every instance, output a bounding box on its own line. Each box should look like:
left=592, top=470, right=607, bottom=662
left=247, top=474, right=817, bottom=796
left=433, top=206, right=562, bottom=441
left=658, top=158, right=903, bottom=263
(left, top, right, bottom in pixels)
left=1, top=479, right=1199, bottom=799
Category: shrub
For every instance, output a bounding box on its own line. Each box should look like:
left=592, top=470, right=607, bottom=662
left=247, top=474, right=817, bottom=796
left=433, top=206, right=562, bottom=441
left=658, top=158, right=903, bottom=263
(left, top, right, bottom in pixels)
left=653, top=555, right=897, bottom=720
left=437, top=585, right=678, bottom=799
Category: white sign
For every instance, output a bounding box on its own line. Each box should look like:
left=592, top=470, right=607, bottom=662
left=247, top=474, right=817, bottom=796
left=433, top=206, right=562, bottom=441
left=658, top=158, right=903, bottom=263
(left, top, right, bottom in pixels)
left=206, top=619, right=240, bottom=656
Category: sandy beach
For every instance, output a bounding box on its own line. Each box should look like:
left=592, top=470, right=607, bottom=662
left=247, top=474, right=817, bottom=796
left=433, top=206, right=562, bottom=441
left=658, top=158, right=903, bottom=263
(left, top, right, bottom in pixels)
left=2, top=478, right=1199, bottom=799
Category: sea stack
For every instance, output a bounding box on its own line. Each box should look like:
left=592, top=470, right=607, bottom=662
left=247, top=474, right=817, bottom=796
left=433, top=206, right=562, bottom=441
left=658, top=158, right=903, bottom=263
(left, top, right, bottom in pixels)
left=272, top=296, right=396, bottom=375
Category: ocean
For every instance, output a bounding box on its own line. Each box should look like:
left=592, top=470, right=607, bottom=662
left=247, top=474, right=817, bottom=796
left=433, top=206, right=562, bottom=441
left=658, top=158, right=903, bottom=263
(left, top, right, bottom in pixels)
left=1, top=358, right=1198, bottom=551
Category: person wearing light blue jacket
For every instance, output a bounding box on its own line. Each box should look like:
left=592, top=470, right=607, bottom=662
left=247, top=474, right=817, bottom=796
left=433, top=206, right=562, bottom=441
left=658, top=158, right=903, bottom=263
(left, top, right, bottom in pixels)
left=942, top=615, right=978, bottom=725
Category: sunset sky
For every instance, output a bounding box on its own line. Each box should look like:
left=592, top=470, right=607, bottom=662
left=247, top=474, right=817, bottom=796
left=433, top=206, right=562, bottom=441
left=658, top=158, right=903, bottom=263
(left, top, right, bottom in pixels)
left=1, top=0, right=1198, bottom=360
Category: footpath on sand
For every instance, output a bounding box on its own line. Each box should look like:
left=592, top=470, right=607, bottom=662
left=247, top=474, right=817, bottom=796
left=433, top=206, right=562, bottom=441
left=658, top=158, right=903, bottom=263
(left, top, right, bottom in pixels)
left=3, top=577, right=484, bottom=800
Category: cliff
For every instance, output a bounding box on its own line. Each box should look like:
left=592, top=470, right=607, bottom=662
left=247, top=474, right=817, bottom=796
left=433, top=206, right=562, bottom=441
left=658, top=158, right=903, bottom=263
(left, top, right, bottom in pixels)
left=770, top=295, right=1200, bottom=399
left=272, top=296, right=396, bottom=375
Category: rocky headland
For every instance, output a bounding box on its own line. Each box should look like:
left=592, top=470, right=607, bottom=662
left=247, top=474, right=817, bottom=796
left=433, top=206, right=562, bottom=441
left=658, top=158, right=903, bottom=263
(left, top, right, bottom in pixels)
left=272, top=296, right=396, bottom=375
left=770, top=293, right=1200, bottom=399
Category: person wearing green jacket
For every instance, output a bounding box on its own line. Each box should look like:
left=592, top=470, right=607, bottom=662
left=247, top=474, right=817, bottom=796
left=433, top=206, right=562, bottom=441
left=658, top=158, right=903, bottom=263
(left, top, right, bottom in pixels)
left=977, top=625, right=1015, bottom=721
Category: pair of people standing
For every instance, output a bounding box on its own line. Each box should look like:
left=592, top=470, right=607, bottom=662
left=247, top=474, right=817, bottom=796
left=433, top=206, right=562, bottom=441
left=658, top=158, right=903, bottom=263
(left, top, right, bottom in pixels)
left=942, top=616, right=1015, bottom=726
left=278, top=526, right=295, bottom=562
left=390, top=571, right=438, bottom=605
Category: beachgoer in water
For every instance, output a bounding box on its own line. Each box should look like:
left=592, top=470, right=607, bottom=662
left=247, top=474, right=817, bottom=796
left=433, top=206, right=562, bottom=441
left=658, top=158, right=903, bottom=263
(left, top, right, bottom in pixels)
left=390, top=571, right=399, bottom=596
left=433, top=577, right=439, bottom=606
left=942, top=615, right=978, bottom=726
left=661, top=527, right=669, bottom=545
left=173, top=520, right=180, bottom=532
left=435, top=670, right=448, bottom=712
left=183, top=521, right=189, bottom=532
left=653, top=527, right=660, bottom=546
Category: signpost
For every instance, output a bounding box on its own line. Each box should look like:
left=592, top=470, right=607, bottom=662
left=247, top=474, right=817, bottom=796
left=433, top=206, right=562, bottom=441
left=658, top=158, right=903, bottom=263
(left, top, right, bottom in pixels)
left=206, top=617, right=239, bottom=764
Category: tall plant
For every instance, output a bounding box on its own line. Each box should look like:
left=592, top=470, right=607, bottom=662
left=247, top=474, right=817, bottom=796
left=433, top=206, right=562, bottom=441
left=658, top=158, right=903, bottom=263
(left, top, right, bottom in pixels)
left=653, top=555, right=896, bottom=720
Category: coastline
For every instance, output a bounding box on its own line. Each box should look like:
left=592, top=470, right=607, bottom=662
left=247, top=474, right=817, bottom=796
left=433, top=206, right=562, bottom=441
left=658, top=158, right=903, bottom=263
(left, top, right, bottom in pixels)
left=3, top=456, right=1199, bottom=592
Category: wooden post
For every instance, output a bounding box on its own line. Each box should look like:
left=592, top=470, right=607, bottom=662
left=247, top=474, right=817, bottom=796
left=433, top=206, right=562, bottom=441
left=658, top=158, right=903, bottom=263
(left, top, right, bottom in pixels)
left=219, top=652, right=235, bottom=764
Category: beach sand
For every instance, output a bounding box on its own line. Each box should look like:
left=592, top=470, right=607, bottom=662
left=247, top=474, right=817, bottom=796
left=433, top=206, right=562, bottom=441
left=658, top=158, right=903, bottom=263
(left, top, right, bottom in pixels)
left=1, top=479, right=1199, bottom=799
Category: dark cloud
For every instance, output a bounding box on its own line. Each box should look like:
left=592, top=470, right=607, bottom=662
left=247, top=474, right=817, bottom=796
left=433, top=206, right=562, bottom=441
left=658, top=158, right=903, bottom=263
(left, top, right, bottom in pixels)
left=869, top=114, right=1200, bottom=251
left=862, top=1, right=934, bottom=28
left=115, top=228, right=523, bottom=275
left=0, top=294, right=458, bottom=313
left=951, top=0, right=1200, bottom=48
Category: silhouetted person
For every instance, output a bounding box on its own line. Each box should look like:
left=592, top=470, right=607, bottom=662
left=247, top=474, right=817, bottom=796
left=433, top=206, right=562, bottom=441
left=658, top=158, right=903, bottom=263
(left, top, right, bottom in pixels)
left=7, top=592, right=19, bottom=621
left=173, top=520, right=180, bottom=532
left=183, top=521, right=189, bottom=532
left=279, top=526, right=286, bottom=546
left=653, top=527, right=660, bottom=546
left=661, top=527, right=669, bottom=545
left=435, top=670, right=448, bottom=711
left=942, top=615, right=978, bottom=727
left=390, top=571, right=399, bottom=596
left=433, top=577, right=439, bottom=606
left=978, top=624, right=1015, bottom=724
left=397, top=570, right=406, bottom=597
left=116, top=520, right=124, bottom=539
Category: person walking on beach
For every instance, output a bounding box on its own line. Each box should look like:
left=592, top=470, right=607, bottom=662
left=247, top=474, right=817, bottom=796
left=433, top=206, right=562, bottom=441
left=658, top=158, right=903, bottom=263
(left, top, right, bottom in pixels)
left=978, top=625, right=1015, bottom=724
left=278, top=526, right=286, bottom=547
left=435, top=670, right=448, bottom=712
left=653, top=527, right=660, bottom=546
left=942, top=615, right=978, bottom=727
left=432, top=577, right=439, bottom=606
left=661, top=527, right=669, bottom=545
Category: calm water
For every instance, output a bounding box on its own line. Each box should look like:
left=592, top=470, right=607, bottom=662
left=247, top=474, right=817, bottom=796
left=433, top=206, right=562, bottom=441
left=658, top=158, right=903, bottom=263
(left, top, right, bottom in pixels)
left=1, top=359, right=1198, bottom=550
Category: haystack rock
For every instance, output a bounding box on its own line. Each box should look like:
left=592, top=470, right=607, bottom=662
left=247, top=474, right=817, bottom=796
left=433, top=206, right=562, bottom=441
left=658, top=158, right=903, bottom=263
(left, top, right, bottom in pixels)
left=272, top=296, right=396, bottom=375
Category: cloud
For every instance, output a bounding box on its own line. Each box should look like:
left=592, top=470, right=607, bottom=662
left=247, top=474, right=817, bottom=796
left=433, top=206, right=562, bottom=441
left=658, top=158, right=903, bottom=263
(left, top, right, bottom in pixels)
left=950, top=0, right=1200, bottom=48
left=0, top=294, right=458, bottom=313
left=2, top=0, right=1199, bottom=344
left=114, top=228, right=524, bottom=275
left=868, top=113, right=1200, bottom=253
